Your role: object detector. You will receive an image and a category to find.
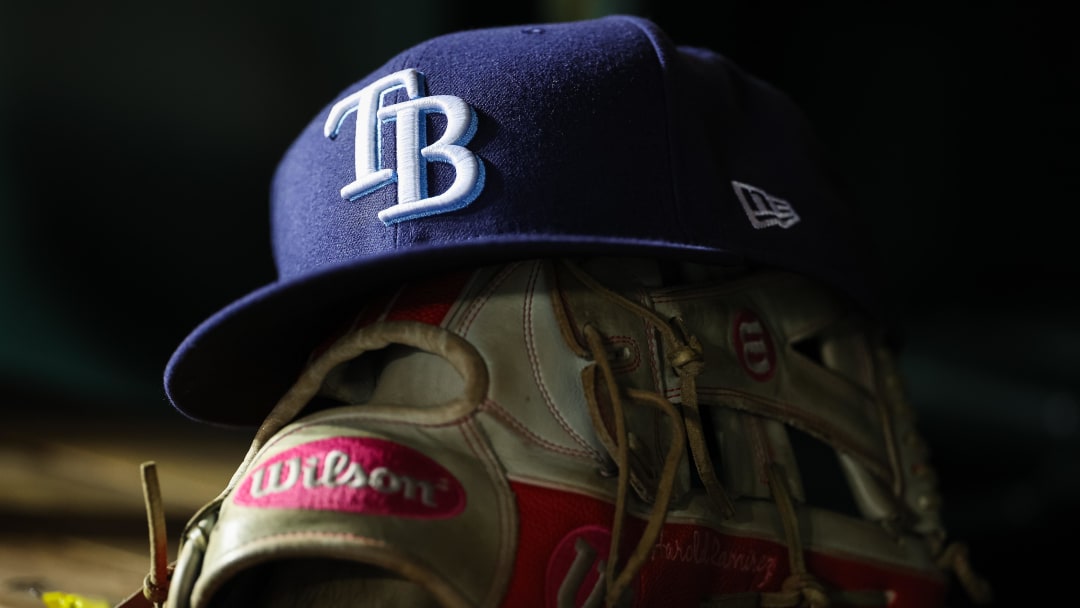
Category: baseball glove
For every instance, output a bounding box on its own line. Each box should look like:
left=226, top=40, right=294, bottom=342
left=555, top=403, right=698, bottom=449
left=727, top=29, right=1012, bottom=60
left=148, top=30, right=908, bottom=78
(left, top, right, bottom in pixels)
left=122, top=258, right=992, bottom=608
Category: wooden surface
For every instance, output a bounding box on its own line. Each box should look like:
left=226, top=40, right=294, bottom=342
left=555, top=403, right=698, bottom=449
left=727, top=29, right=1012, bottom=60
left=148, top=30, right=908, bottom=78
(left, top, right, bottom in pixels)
left=0, top=414, right=252, bottom=608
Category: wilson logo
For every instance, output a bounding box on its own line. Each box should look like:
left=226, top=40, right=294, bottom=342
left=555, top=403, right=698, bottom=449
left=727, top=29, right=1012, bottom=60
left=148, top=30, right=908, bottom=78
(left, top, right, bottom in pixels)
left=234, top=436, right=466, bottom=519
left=732, top=310, right=777, bottom=382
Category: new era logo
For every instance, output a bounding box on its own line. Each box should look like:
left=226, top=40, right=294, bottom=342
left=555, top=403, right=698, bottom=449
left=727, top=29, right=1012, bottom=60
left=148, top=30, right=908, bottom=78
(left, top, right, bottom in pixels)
left=732, top=181, right=800, bottom=229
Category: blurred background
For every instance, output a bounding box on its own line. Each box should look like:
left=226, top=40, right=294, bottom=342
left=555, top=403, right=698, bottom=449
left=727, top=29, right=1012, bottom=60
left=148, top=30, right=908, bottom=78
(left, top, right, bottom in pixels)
left=0, top=0, right=1075, bottom=606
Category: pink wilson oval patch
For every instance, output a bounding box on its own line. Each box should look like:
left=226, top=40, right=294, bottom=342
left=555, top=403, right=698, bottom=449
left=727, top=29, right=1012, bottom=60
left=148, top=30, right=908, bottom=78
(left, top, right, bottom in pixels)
left=234, top=436, right=466, bottom=519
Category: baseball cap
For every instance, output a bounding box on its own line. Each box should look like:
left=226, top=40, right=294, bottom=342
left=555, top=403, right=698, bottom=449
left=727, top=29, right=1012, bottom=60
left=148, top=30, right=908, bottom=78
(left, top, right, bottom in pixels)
left=164, top=14, right=880, bottom=426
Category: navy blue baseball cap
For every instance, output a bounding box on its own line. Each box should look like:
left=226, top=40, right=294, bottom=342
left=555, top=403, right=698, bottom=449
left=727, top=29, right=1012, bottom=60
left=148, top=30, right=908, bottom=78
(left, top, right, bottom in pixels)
left=165, top=14, right=880, bottom=426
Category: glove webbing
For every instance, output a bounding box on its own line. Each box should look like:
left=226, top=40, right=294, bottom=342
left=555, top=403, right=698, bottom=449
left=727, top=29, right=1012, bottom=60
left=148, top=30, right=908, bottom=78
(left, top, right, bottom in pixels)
left=563, top=260, right=887, bottom=608
left=560, top=260, right=735, bottom=520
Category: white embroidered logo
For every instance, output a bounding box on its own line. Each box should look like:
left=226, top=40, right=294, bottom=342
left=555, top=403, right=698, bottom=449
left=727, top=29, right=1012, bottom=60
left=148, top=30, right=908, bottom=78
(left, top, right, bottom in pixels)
left=247, top=450, right=447, bottom=508
left=732, top=181, right=800, bottom=229
left=324, top=68, right=485, bottom=225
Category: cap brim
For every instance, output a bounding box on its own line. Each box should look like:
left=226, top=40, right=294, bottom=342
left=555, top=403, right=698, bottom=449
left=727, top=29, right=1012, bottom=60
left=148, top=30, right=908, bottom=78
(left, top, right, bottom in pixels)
left=164, top=236, right=743, bottom=426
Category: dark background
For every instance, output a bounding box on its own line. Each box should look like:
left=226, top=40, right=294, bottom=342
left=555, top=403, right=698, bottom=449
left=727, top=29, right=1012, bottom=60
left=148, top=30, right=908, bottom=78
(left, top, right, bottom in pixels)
left=1, top=0, right=1076, bottom=605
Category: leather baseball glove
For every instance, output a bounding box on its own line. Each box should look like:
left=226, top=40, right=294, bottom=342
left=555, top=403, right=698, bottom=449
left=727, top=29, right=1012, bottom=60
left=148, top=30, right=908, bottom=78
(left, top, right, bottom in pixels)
left=122, top=258, right=992, bottom=608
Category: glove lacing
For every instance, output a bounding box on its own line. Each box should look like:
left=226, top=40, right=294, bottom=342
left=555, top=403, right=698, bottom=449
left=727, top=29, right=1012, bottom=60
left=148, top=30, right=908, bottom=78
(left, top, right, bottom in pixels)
left=138, top=462, right=171, bottom=607
left=583, top=323, right=686, bottom=608
left=134, top=260, right=990, bottom=608
left=564, top=260, right=839, bottom=608
left=561, top=260, right=736, bottom=519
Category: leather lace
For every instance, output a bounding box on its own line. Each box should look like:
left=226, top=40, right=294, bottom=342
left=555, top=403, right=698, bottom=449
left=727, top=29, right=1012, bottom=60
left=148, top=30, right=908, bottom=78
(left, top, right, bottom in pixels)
left=582, top=323, right=686, bottom=608
left=562, top=260, right=736, bottom=521
left=138, top=461, right=171, bottom=607
left=564, top=260, right=740, bottom=607
left=563, top=261, right=868, bottom=608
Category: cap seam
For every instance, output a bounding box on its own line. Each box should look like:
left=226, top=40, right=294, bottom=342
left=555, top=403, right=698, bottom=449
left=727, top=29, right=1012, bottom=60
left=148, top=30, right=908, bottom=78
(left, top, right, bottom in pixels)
left=619, top=15, right=696, bottom=249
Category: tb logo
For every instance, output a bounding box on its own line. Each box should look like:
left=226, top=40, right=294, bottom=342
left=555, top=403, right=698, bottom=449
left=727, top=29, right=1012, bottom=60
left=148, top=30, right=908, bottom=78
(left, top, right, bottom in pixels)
left=323, top=69, right=486, bottom=225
